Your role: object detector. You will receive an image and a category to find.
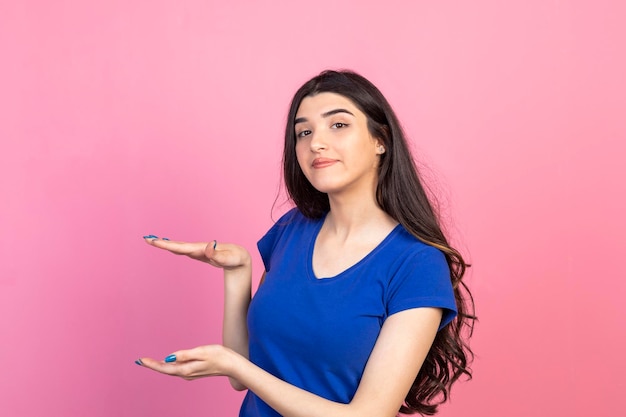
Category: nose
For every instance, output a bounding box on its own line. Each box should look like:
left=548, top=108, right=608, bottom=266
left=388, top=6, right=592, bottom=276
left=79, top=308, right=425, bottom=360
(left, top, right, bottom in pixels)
left=309, top=131, right=327, bottom=152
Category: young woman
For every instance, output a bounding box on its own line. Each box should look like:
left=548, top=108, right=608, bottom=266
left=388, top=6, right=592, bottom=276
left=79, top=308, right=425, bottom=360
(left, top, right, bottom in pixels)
left=137, top=70, right=475, bottom=417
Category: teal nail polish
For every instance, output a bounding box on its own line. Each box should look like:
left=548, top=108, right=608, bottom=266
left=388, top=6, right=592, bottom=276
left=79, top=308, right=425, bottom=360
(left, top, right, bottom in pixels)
left=163, top=237, right=170, bottom=241
left=164, top=354, right=176, bottom=363
left=135, top=359, right=143, bottom=366
left=213, top=240, right=217, bottom=249
left=143, top=235, right=158, bottom=239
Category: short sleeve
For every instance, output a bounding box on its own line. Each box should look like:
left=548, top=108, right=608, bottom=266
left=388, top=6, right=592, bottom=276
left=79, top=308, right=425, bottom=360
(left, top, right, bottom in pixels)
left=257, top=208, right=299, bottom=272
left=386, top=246, right=457, bottom=330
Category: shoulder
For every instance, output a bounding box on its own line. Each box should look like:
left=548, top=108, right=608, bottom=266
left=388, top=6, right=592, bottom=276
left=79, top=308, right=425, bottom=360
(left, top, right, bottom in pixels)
left=257, top=208, right=323, bottom=271
left=275, top=207, right=308, bottom=225
left=266, top=207, right=319, bottom=234
left=388, top=226, right=448, bottom=268
left=383, top=228, right=452, bottom=300
left=381, top=228, right=457, bottom=328
left=361, top=225, right=449, bottom=279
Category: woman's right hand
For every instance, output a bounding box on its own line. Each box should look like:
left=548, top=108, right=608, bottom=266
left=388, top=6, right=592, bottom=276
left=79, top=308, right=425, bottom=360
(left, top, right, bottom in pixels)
left=143, top=236, right=251, bottom=270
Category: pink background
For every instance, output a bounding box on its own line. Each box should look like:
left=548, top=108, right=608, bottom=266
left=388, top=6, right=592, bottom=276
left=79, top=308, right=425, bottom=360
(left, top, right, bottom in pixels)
left=1, top=1, right=625, bottom=416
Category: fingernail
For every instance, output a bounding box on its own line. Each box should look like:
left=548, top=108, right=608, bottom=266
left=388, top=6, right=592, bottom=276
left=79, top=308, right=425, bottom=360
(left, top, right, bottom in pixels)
left=163, top=237, right=170, bottom=241
left=143, top=235, right=158, bottom=239
left=164, top=354, right=176, bottom=363
left=213, top=240, right=217, bottom=249
left=135, top=359, right=143, bottom=366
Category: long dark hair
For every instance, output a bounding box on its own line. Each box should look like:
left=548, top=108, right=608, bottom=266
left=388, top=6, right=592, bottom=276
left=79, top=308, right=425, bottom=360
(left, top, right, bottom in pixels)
left=282, top=70, right=475, bottom=415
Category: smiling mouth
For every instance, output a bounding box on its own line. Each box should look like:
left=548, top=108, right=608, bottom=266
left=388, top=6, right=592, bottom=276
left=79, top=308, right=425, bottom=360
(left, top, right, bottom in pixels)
left=312, top=158, right=338, bottom=169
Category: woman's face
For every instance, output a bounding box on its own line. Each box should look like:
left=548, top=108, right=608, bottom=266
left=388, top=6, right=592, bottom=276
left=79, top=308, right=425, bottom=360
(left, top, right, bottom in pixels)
left=294, top=92, right=384, bottom=198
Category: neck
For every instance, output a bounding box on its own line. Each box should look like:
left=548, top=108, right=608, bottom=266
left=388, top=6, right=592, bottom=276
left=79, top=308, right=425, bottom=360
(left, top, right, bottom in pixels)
left=324, top=191, right=396, bottom=239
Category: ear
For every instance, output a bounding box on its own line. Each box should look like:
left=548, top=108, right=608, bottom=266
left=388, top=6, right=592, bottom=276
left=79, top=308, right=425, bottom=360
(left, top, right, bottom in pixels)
left=375, top=139, right=386, bottom=155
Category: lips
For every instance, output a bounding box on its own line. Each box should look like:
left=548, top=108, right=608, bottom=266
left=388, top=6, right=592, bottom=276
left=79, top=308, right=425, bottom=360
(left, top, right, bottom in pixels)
left=312, top=158, right=338, bottom=169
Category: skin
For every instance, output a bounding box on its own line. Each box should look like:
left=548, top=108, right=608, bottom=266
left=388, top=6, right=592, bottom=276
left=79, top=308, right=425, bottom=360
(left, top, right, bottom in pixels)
left=294, top=93, right=399, bottom=278
left=294, top=92, right=382, bottom=201
left=138, top=93, right=443, bottom=417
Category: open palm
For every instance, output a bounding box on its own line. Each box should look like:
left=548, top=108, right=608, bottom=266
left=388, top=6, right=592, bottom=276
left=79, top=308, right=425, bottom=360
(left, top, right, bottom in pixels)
left=144, top=237, right=250, bottom=270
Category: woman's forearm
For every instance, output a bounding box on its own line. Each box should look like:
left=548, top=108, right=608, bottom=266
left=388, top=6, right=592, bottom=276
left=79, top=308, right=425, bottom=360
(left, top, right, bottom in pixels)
left=227, top=350, right=360, bottom=417
left=222, top=265, right=252, bottom=390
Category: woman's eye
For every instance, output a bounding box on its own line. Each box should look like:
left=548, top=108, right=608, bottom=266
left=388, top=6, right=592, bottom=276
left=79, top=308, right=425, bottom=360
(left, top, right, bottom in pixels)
left=296, top=130, right=311, bottom=138
left=332, top=122, right=348, bottom=129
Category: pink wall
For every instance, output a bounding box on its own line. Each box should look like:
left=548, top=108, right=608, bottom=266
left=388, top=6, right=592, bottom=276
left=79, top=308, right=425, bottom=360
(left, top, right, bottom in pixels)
left=1, top=1, right=624, bottom=416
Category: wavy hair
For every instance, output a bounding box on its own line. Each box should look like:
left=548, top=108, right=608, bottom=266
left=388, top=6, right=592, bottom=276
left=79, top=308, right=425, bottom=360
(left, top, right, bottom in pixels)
left=282, top=70, right=475, bottom=415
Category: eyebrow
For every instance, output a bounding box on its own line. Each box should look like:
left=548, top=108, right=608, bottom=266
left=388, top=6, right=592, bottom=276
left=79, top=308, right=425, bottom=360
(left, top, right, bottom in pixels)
left=294, top=108, right=355, bottom=125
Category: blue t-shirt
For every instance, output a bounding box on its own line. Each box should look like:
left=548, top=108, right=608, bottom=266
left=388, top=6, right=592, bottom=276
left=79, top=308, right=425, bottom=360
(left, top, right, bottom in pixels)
left=239, top=209, right=457, bottom=417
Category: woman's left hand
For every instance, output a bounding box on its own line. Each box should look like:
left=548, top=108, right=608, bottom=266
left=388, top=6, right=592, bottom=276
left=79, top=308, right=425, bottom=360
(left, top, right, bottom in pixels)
left=136, top=345, right=232, bottom=381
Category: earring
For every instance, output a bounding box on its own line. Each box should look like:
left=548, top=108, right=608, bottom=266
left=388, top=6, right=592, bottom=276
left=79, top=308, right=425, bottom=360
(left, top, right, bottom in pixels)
left=378, top=145, right=385, bottom=154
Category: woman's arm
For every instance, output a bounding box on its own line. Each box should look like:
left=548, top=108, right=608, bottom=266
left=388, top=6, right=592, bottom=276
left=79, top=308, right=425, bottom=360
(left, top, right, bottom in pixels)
left=139, top=306, right=442, bottom=417
left=221, top=264, right=252, bottom=390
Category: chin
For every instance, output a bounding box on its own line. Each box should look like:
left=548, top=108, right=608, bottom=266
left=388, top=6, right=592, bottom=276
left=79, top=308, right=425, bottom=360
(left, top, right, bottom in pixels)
left=310, top=183, right=340, bottom=194
left=310, top=181, right=355, bottom=196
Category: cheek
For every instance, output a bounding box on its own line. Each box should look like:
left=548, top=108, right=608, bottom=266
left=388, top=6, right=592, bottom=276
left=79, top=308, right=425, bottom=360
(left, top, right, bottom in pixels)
left=296, top=150, right=308, bottom=178
left=294, top=143, right=308, bottom=172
